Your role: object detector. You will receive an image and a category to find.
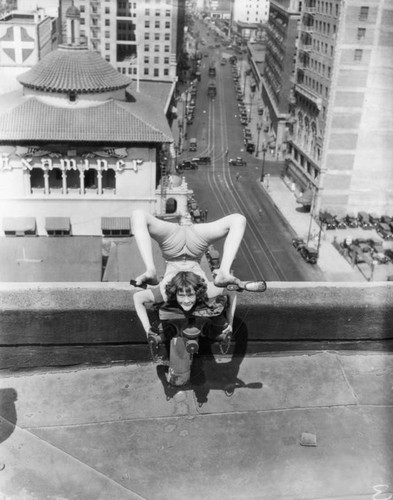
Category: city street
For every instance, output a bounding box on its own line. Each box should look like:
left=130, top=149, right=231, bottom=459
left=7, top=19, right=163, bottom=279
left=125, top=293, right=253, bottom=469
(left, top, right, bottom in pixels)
left=177, top=24, right=325, bottom=282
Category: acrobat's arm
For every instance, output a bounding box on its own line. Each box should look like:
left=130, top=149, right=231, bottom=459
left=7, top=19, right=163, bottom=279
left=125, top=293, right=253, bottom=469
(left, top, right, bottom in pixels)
left=133, top=288, right=155, bottom=334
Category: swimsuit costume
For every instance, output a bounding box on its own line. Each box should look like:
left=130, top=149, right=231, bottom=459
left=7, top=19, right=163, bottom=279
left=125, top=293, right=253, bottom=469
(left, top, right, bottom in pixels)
left=154, top=223, right=214, bottom=297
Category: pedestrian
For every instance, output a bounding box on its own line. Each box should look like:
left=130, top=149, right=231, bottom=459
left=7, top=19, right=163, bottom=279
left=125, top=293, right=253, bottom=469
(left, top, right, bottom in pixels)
left=235, top=172, right=240, bottom=181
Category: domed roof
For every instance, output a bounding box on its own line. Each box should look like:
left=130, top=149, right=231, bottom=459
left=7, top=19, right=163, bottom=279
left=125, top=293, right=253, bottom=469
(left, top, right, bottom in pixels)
left=17, top=47, right=132, bottom=94
left=65, top=4, right=80, bottom=18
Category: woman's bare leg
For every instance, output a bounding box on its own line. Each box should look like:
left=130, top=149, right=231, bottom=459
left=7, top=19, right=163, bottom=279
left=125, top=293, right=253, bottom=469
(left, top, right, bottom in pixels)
left=193, top=213, right=247, bottom=285
left=131, top=210, right=176, bottom=285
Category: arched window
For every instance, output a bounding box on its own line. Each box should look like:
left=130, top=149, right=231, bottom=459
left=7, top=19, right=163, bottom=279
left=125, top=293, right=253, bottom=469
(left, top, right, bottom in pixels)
left=30, top=168, right=45, bottom=189
left=102, top=169, right=116, bottom=189
left=48, top=168, right=63, bottom=189
left=84, top=169, right=97, bottom=189
left=166, top=197, right=177, bottom=214
left=67, top=169, right=80, bottom=189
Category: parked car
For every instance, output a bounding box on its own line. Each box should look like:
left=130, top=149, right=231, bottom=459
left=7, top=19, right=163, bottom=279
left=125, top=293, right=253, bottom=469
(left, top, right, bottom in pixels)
left=178, top=160, right=198, bottom=171
left=229, top=157, right=247, bottom=166
left=344, top=213, right=359, bottom=228
left=246, top=142, right=255, bottom=153
left=381, top=215, right=392, bottom=224
left=292, top=238, right=317, bottom=264
left=189, top=138, right=197, bottom=151
left=320, top=211, right=337, bottom=229
left=358, top=211, right=373, bottom=229
left=369, top=213, right=380, bottom=227
left=376, top=222, right=393, bottom=240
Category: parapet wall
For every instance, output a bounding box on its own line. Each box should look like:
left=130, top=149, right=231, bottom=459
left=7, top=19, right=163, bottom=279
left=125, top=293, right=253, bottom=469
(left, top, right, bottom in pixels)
left=0, top=282, right=392, bottom=370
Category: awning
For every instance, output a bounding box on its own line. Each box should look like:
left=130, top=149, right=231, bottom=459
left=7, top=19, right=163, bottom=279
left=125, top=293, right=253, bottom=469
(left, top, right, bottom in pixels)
left=101, top=217, right=131, bottom=230
left=45, top=217, right=70, bottom=231
left=3, top=217, right=36, bottom=232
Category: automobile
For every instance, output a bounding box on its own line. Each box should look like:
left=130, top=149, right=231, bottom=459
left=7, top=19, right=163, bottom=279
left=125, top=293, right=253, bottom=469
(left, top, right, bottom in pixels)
left=358, top=211, right=373, bottom=229
left=376, top=222, right=393, bottom=240
left=220, top=58, right=227, bottom=65
left=192, top=156, right=211, bottom=165
left=189, top=138, right=197, bottom=151
left=369, top=213, right=380, bottom=227
left=257, top=105, right=264, bottom=115
left=292, top=238, right=317, bottom=264
left=178, top=160, right=198, bottom=171
left=263, top=125, right=269, bottom=132
left=381, top=215, right=392, bottom=225
left=236, top=94, right=243, bottom=101
left=240, top=117, right=248, bottom=125
left=344, top=213, right=359, bottom=228
left=319, top=211, right=337, bottom=229
left=206, top=245, right=220, bottom=269
left=385, top=248, right=393, bottom=262
left=299, top=245, right=318, bottom=264
left=229, top=157, right=247, bottom=166
left=246, top=142, right=255, bottom=153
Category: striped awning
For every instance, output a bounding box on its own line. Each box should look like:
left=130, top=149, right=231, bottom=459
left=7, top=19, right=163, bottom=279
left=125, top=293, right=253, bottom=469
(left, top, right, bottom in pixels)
left=3, top=217, right=36, bottom=232
left=101, top=217, right=131, bottom=230
left=45, top=217, right=70, bottom=231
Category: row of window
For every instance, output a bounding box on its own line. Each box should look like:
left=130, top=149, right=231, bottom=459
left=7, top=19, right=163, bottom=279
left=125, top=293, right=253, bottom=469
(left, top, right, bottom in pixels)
left=30, top=168, right=116, bottom=193
left=144, top=44, right=170, bottom=53
left=144, top=8, right=171, bottom=16
left=144, top=32, right=170, bottom=40
left=117, top=66, right=170, bottom=76
left=144, top=20, right=171, bottom=28
left=315, top=1, right=340, bottom=17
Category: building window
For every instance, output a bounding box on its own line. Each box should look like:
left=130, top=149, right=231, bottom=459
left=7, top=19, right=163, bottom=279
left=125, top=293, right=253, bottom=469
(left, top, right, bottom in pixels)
left=165, top=21, right=170, bottom=29
left=154, top=44, right=159, bottom=52
left=102, top=169, right=116, bottom=190
left=359, top=6, right=369, bottom=20
left=164, top=68, right=169, bottom=76
left=357, top=27, right=366, bottom=40
left=144, top=44, right=149, bottom=51
left=48, top=168, right=62, bottom=189
left=105, top=7, right=110, bottom=14
left=144, top=68, right=149, bottom=75
left=145, top=8, right=150, bottom=15
left=154, top=68, right=159, bottom=76
left=80, top=5, right=85, bottom=12
left=154, top=56, right=159, bottom=63
left=145, top=32, right=150, bottom=40
left=30, top=168, right=45, bottom=190
left=105, top=31, right=110, bottom=38
left=155, top=21, right=160, bottom=28
left=84, top=169, right=97, bottom=190
left=155, top=33, right=160, bottom=40
left=354, top=49, right=363, bottom=61
left=106, top=43, right=110, bottom=50
left=165, top=9, right=170, bottom=16
left=164, top=45, right=169, bottom=52
left=145, top=20, right=150, bottom=28
left=105, top=19, right=110, bottom=26
left=144, top=56, right=149, bottom=63
left=164, top=57, right=169, bottom=64
left=164, top=33, right=170, bottom=40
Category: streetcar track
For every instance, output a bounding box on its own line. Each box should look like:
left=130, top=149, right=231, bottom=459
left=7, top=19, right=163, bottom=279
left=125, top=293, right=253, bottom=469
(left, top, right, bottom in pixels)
left=214, top=64, right=288, bottom=280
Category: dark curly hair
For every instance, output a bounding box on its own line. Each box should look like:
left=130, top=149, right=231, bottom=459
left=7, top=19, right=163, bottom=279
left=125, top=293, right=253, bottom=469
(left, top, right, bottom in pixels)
left=165, top=271, right=208, bottom=305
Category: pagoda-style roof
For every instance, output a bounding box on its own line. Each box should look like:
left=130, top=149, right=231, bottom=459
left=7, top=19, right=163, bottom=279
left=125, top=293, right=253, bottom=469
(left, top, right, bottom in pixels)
left=0, top=96, right=173, bottom=143
left=17, top=47, right=132, bottom=94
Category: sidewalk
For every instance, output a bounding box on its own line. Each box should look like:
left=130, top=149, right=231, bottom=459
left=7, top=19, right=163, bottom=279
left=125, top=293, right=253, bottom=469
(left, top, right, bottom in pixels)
left=1, top=351, right=392, bottom=499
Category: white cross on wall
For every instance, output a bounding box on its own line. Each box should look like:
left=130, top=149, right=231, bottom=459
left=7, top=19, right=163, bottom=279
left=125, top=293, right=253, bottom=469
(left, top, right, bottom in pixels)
left=0, top=26, right=35, bottom=64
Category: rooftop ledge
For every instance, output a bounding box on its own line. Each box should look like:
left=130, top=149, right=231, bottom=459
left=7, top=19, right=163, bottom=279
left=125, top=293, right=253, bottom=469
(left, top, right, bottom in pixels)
left=1, top=282, right=392, bottom=370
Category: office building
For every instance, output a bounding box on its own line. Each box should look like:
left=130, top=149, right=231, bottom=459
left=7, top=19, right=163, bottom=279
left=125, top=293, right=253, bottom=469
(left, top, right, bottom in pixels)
left=286, top=0, right=393, bottom=215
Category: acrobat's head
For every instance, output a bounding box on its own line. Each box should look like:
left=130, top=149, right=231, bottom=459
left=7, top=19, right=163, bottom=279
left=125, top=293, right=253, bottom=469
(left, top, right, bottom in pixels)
left=165, top=271, right=208, bottom=311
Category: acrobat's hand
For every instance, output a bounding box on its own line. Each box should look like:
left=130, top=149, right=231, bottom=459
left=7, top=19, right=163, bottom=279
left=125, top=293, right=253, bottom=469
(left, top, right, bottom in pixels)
left=130, top=279, right=148, bottom=289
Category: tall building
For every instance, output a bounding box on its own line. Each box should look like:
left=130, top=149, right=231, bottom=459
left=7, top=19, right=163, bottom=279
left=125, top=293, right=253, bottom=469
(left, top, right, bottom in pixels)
left=261, top=0, right=301, bottom=150
left=0, top=8, right=58, bottom=93
left=73, top=0, right=183, bottom=83
left=286, top=0, right=393, bottom=215
left=232, top=0, right=270, bottom=24
left=0, top=6, right=191, bottom=238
